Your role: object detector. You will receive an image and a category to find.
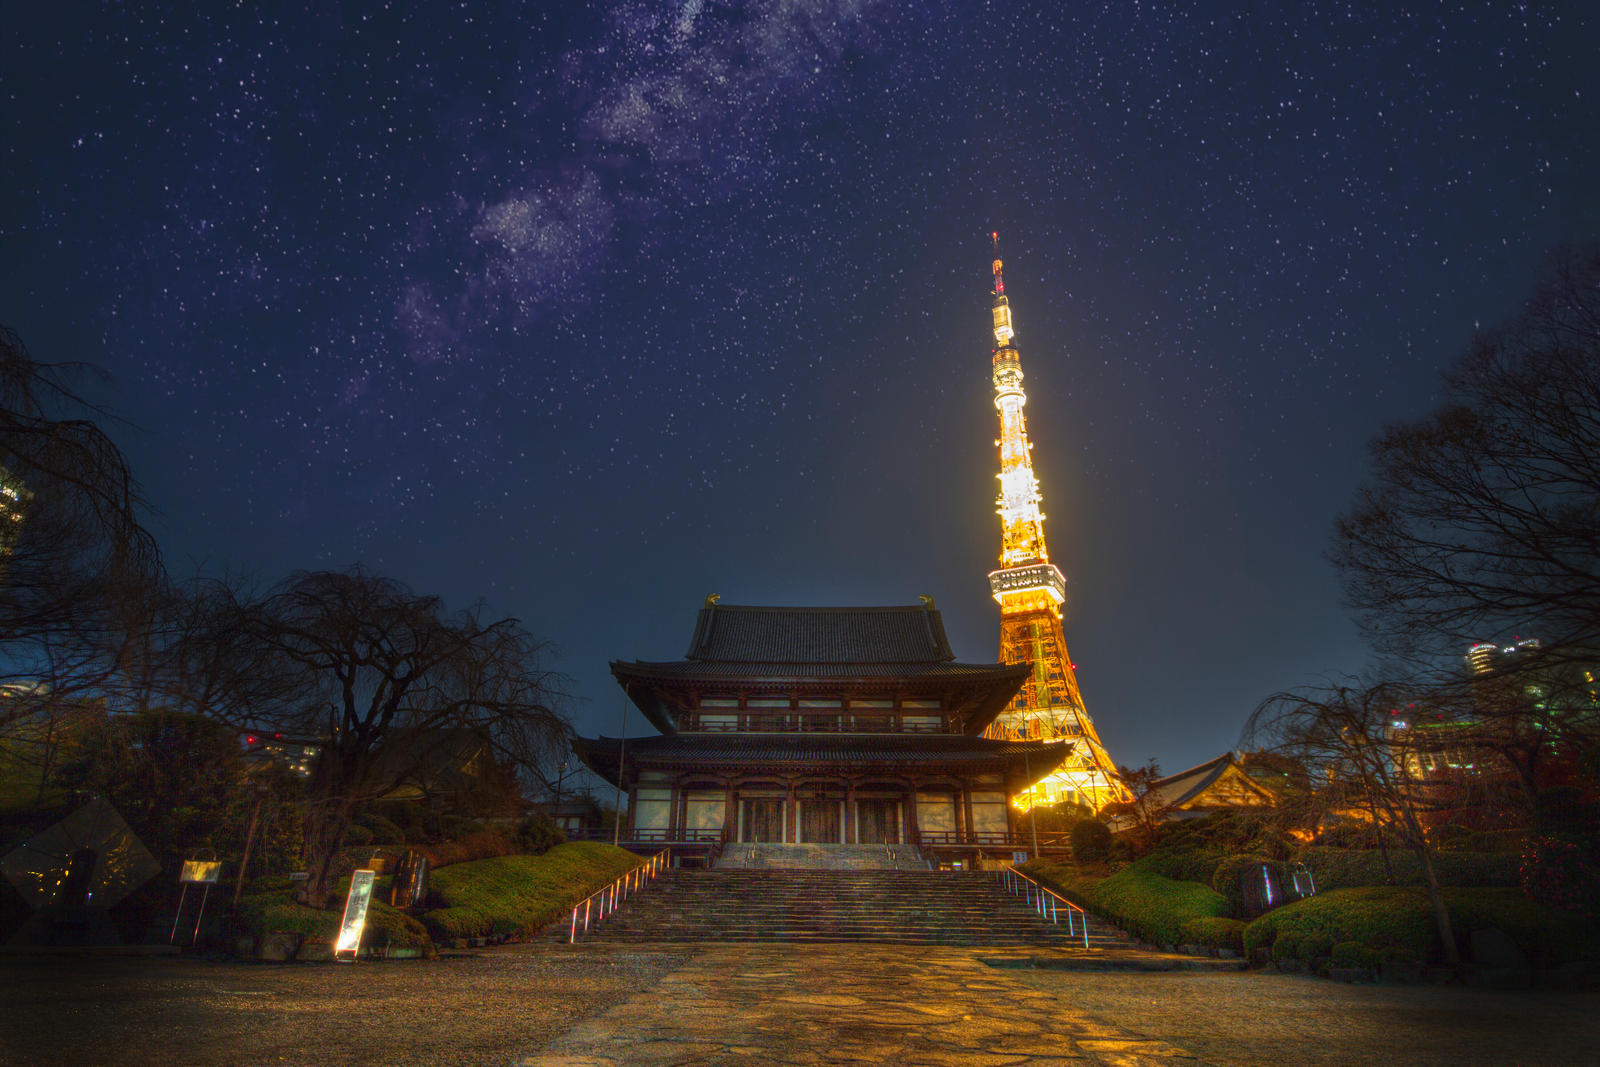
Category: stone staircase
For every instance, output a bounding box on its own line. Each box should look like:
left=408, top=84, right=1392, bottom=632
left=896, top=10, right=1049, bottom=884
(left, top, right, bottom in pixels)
left=558, top=868, right=1139, bottom=948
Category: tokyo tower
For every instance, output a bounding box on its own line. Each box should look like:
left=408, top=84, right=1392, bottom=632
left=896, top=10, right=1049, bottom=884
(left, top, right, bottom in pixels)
left=981, top=235, right=1126, bottom=812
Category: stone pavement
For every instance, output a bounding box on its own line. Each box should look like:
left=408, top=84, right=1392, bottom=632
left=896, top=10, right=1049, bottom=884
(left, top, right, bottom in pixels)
left=4, top=939, right=1596, bottom=1065
left=521, top=943, right=1208, bottom=1066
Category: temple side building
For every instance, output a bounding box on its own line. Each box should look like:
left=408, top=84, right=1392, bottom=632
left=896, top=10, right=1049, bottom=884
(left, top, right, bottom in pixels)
left=574, top=600, right=1073, bottom=866
left=980, top=238, right=1126, bottom=811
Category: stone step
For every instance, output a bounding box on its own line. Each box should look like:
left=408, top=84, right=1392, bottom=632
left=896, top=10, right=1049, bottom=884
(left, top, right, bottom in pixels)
left=556, top=868, right=1138, bottom=949
left=715, top=843, right=930, bottom=871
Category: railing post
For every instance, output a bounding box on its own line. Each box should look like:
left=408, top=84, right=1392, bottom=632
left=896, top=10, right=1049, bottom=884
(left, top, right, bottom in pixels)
left=583, top=898, right=591, bottom=932
left=569, top=906, right=578, bottom=944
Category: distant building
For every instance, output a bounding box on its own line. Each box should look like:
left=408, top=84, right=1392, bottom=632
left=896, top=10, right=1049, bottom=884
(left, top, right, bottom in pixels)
left=0, top=465, right=30, bottom=576
left=1107, top=752, right=1278, bottom=832
left=241, top=732, right=320, bottom=779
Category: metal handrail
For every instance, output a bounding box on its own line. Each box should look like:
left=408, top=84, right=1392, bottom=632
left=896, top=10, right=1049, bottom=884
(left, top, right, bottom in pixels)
left=568, top=848, right=671, bottom=943
left=997, top=866, right=1091, bottom=950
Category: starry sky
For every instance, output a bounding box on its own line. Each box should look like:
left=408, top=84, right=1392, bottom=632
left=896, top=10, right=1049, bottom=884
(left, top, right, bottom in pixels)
left=4, top=2, right=1598, bottom=781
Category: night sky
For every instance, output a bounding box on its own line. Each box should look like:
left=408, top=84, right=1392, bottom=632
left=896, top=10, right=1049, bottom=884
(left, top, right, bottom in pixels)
left=5, top=2, right=1598, bottom=781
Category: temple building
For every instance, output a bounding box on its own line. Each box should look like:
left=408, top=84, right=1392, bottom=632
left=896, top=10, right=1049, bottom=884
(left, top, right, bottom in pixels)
left=574, top=599, right=1073, bottom=866
left=979, top=237, right=1126, bottom=812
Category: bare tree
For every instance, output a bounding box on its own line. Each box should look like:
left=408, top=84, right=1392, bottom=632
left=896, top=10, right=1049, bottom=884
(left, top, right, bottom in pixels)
left=1112, top=760, right=1167, bottom=850
left=1332, top=244, right=1600, bottom=672
left=1247, top=683, right=1461, bottom=965
left=232, top=567, right=570, bottom=908
left=0, top=325, right=161, bottom=753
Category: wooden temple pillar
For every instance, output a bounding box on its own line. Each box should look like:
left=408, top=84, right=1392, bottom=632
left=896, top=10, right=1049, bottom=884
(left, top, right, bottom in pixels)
left=724, top=781, right=736, bottom=843
left=785, top=779, right=798, bottom=844
left=844, top=779, right=857, bottom=844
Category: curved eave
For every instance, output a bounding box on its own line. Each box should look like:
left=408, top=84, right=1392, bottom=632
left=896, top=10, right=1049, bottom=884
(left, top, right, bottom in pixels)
left=609, top=660, right=1029, bottom=737
left=572, top=733, right=1073, bottom=791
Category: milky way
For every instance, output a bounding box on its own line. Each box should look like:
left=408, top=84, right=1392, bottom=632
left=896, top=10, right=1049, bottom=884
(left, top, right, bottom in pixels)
left=4, top=1, right=1597, bottom=773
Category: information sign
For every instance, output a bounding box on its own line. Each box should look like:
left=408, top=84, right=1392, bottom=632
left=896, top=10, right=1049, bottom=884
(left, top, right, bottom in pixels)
left=334, top=869, right=377, bottom=960
left=180, top=860, right=222, bottom=884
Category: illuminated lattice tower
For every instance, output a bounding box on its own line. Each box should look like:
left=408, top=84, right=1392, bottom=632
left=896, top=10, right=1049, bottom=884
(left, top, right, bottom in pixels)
left=980, top=238, right=1125, bottom=812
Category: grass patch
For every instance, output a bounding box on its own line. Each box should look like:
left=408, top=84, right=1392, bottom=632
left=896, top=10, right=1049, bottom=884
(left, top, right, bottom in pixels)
left=421, top=842, right=643, bottom=941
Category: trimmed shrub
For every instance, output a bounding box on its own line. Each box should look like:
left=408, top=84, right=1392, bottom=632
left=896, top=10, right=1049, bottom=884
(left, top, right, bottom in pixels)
left=1243, top=885, right=1600, bottom=969
left=1138, top=846, right=1228, bottom=885
left=1069, top=820, right=1112, bottom=863
left=1295, top=847, right=1519, bottom=891
left=1244, top=887, right=1438, bottom=961
left=1078, top=866, right=1230, bottom=948
left=421, top=842, right=643, bottom=941
left=1178, top=916, right=1244, bottom=953
left=1330, top=940, right=1378, bottom=969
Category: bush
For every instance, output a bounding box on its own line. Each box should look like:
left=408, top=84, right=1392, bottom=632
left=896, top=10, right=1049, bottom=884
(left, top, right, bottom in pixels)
left=372, top=801, right=443, bottom=843
left=1243, top=885, right=1600, bottom=969
left=1521, top=836, right=1600, bottom=913
left=1330, top=940, right=1378, bottom=969
left=1069, top=820, right=1112, bottom=863
left=419, top=828, right=517, bottom=869
left=236, top=879, right=433, bottom=954
left=515, top=813, right=566, bottom=855
left=440, top=815, right=487, bottom=839
left=355, top=811, right=406, bottom=845
left=1137, top=846, right=1228, bottom=885
left=421, top=842, right=643, bottom=941
left=1449, top=887, right=1600, bottom=967
left=1076, top=865, right=1231, bottom=948
left=1244, top=887, right=1438, bottom=962
left=1178, top=916, right=1244, bottom=953
left=1295, top=847, right=1520, bottom=891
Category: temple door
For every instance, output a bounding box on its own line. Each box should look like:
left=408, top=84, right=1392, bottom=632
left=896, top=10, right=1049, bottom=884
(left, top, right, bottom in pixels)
left=856, top=800, right=899, bottom=844
left=743, top=799, right=784, bottom=842
left=800, top=800, right=841, bottom=843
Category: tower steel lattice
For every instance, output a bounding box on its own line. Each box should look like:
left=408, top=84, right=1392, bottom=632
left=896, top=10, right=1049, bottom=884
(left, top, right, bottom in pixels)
left=980, top=236, right=1126, bottom=812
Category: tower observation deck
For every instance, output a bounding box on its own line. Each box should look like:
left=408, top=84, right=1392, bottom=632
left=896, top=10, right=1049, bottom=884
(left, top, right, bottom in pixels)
left=981, top=237, right=1125, bottom=812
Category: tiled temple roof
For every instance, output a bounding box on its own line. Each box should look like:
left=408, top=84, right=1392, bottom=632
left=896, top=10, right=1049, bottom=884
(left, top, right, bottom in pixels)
left=684, top=603, right=956, bottom=663
left=610, top=601, right=1028, bottom=737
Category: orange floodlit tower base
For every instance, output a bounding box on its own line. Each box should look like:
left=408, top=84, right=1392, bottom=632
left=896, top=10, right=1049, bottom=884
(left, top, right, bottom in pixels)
left=981, top=235, right=1127, bottom=813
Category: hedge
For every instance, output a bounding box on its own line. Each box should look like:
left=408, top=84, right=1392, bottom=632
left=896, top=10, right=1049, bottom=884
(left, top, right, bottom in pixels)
left=1134, top=847, right=1229, bottom=885
left=1243, top=886, right=1600, bottom=968
left=1024, top=859, right=1232, bottom=949
left=1295, top=847, right=1520, bottom=890
left=420, top=841, right=643, bottom=941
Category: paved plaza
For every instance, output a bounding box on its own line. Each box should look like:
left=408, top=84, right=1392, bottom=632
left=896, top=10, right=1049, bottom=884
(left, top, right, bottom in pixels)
left=1, top=942, right=1595, bottom=1065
